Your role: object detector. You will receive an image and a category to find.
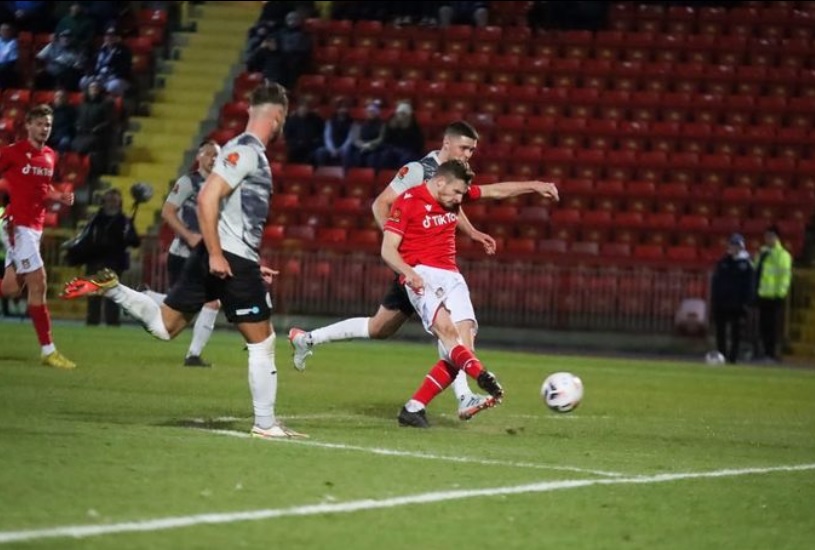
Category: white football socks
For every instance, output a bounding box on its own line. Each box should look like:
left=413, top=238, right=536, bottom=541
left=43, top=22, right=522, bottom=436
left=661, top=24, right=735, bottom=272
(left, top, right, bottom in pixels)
left=247, top=332, right=277, bottom=430
left=104, top=285, right=170, bottom=340
left=188, top=305, right=218, bottom=357
left=309, top=317, right=370, bottom=346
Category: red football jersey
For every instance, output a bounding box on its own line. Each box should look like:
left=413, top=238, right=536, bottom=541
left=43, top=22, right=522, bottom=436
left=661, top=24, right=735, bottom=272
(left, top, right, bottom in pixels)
left=384, top=183, right=482, bottom=272
left=0, top=140, right=57, bottom=230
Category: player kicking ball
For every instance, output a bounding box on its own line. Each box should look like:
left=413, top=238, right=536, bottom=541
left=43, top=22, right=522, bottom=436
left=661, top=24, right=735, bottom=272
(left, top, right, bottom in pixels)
left=382, top=159, right=557, bottom=427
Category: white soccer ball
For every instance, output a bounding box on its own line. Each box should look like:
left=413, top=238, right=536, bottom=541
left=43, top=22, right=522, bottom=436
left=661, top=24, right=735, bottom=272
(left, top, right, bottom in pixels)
left=705, top=351, right=726, bottom=365
left=541, top=372, right=583, bottom=413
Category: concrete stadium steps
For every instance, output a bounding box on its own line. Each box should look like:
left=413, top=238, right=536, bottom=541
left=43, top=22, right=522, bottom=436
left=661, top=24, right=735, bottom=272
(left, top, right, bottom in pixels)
left=98, top=1, right=256, bottom=236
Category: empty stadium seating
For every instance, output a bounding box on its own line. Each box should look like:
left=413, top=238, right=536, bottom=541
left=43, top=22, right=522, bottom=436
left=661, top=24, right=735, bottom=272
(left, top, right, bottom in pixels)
left=204, top=1, right=815, bottom=267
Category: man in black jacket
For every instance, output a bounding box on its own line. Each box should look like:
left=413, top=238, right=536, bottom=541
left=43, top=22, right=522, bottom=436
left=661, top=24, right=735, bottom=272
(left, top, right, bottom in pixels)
left=711, top=233, right=754, bottom=364
left=84, top=188, right=140, bottom=326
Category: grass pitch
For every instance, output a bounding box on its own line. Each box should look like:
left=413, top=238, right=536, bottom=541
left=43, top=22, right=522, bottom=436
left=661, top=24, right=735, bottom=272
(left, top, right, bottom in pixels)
left=1, top=322, right=814, bottom=549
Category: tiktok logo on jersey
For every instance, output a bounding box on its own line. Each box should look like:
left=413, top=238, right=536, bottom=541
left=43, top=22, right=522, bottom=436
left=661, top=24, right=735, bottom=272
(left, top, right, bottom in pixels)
left=422, top=212, right=457, bottom=229
left=22, top=164, right=53, bottom=177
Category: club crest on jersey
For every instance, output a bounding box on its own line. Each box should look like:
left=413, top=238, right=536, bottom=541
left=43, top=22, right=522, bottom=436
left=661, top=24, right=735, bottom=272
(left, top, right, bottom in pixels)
left=397, top=166, right=410, bottom=180
left=435, top=287, right=444, bottom=298
left=223, top=152, right=240, bottom=168
left=21, top=164, right=53, bottom=177
left=422, top=211, right=457, bottom=229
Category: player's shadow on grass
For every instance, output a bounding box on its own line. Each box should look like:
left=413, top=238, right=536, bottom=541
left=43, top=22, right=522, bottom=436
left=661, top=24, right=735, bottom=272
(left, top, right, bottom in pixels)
left=350, top=401, right=459, bottom=428
left=158, top=418, right=244, bottom=431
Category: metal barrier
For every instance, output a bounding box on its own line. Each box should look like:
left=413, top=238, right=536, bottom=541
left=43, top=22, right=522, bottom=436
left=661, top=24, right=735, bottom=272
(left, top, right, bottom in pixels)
left=138, top=237, right=711, bottom=335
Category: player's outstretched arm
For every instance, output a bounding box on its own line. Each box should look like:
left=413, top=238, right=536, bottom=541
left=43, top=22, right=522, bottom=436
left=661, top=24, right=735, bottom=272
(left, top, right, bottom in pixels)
left=197, top=173, right=233, bottom=278
left=456, top=208, right=496, bottom=255
left=478, top=180, right=559, bottom=202
left=371, top=185, right=399, bottom=230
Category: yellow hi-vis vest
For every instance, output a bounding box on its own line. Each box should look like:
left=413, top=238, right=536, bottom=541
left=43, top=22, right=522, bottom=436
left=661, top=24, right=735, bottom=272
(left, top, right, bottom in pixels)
left=756, top=242, right=792, bottom=299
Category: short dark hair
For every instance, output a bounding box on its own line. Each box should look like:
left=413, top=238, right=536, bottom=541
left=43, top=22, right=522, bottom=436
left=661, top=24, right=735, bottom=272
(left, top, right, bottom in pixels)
left=766, top=224, right=781, bottom=238
left=444, top=121, right=479, bottom=141
left=437, top=159, right=474, bottom=186
left=198, top=138, right=218, bottom=149
left=250, top=82, right=289, bottom=109
left=26, top=104, right=53, bottom=122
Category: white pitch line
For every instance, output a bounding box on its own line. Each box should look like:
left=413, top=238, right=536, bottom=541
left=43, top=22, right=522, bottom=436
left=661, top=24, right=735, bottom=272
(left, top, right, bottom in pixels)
left=1, top=463, right=812, bottom=545
left=205, top=428, right=625, bottom=478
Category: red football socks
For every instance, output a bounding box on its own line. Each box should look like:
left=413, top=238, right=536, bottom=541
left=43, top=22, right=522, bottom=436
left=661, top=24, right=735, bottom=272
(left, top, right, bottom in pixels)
left=28, top=304, right=53, bottom=346
left=412, top=360, right=458, bottom=405
left=449, top=345, right=485, bottom=379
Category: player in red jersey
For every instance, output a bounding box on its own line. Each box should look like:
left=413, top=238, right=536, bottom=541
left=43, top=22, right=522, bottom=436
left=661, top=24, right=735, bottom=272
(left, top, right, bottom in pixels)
left=0, top=105, right=76, bottom=369
left=382, top=159, right=558, bottom=427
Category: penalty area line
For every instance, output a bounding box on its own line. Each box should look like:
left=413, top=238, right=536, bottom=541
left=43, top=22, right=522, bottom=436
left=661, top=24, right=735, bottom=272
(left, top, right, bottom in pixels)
left=0, top=463, right=813, bottom=544
left=203, top=428, right=625, bottom=478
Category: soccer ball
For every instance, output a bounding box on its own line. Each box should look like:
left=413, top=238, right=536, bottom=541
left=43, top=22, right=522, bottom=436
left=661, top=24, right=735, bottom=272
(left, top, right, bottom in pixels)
left=705, top=351, right=726, bottom=365
left=541, top=372, right=583, bottom=413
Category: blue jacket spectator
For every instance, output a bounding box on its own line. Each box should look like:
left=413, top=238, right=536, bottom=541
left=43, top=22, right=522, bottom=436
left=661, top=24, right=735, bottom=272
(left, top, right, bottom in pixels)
left=35, top=29, right=86, bottom=90
left=0, top=22, right=17, bottom=88
left=315, top=100, right=354, bottom=167
left=79, top=27, right=132, bottom=96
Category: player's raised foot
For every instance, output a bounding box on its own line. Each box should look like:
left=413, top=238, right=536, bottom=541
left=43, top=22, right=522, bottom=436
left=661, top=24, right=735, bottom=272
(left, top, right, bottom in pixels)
left=398, top=407, right=430, bottom=428
left=288, top=327, right=312, bottom=372
left=60, top=268, right=119, bottom=299
left=41, top=350, right=76, bottom=370
left=457, top=393, right=497, bottom=421
left=476, top=370, right=505, bottom=402
left=250, top=423, right=309, bottom=439
left=183, top=355, right=212, bottom=368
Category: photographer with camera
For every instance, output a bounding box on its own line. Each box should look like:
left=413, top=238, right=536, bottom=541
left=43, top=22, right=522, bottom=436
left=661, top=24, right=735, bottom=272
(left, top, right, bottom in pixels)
left=82, top=188, right=140, bottom=326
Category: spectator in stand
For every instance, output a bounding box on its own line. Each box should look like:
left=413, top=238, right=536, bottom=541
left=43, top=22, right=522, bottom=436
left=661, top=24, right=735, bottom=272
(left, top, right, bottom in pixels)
left=378, top=102, right=424, bottom=170
left=79, top=27, right=132, bottom=97
left=438, top=2, right=488, bottom=27
left=83, top=1, right=123, bottom=35
left=55, top=2, right=95, bottom=53
left=35, top=29, right=86, bottom=91
left=754, top=225, right=792, bottom=363
left=246, top=35, right=284, bottom=85
left=246, top=20, right=277, bottom=54
left=277, top=10, right=311, bottom=90
left=82, top=188, right=140, bottom=326
left=283, top=97, right=324, bottom=164
left=314, top=98, right=354, bottom=167
left=261, top=1, right=316, bottom=24
left=47, top=89, right=77, bottom=153
left=73, top=80, right=115, bottom=180
left=711, top=233, right=754, bottom=364
left=0, top=22, right=18, bottom=88
left=344, top=100, right=384, bottom=169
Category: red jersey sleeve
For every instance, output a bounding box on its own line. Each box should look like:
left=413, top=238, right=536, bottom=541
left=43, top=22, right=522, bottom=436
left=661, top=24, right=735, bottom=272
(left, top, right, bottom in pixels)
left=383, top=194, right=412, bottom=237
left=0, top=145, right=16, bottom=175
left=465, top=185, right=483, bottom=201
